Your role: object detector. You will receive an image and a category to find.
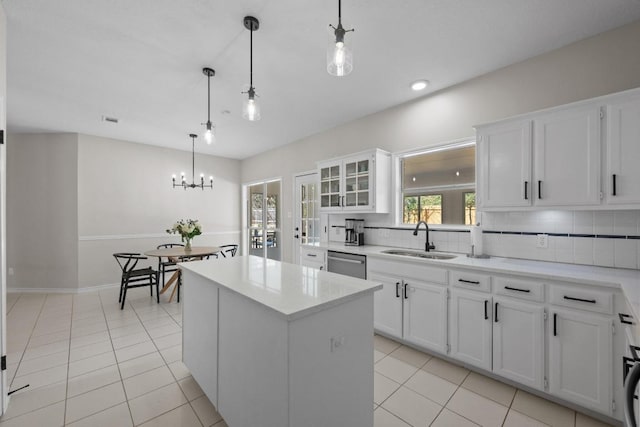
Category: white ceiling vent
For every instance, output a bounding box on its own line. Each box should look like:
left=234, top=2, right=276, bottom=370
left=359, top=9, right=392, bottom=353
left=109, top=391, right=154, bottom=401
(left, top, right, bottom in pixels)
left=102, top=116, right=119, bottom=124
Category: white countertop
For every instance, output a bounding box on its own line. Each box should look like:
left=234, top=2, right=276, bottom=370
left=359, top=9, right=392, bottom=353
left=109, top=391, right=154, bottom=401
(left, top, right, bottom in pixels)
left=180, top=255, right=382, bottom=321
left=310, top=242, right=640, bottom=318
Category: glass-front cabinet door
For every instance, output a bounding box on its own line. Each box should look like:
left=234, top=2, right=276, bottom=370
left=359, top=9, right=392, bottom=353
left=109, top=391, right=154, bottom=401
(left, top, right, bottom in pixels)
left=344, top=157, right=370, bottom=209
left=317, top=149, right=390, bottom=214
left=319, top=162, right=342, bottom=211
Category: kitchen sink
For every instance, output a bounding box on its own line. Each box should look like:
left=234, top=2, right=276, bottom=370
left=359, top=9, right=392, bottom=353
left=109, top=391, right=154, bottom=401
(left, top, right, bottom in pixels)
left=381, top=249, right=457, bottom=260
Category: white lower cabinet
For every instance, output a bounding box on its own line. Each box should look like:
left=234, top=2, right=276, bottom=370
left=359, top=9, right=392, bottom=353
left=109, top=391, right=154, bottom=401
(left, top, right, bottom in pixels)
left=299, top=247, right=326, bottom=270
left=549, top=309, right=612, bottom=414
left=403, top=280, right=447, bottom=353
left=370, top=272, right=403, bottom=338
left=369, top=262, right=448, bottom=354
left=450, top=291, right=545, bottom=390
left=492, top=296, right=545, bottom=389
left=365, top=256, right=620, bottom=419
left=449, top=289, right=492, bottom=371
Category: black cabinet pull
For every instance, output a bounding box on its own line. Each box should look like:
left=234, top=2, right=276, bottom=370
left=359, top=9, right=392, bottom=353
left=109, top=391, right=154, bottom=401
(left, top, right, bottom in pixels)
left=563, top=295, right=596, bottom=304
left=553, top=313, right=557, bottom=336
left=612, top=174, right=617, bottom=196
left=395, top=282, right=400, bottom=298
left=524, top=181, right=528, bottom=200
left=458, top=278, right=480, bottom=285
left=624, top=356, right=636, bottom=379
left=619, top=313, right=634, bottom=325
left=494, top=302, right=499, bottom=322
left=505, top=286, right=530, bottom=293
left=484, top=300, right=488, bottom=320
left=538, top=180, right=542, bottom=199
left=404, top=282, right=408, bottom=299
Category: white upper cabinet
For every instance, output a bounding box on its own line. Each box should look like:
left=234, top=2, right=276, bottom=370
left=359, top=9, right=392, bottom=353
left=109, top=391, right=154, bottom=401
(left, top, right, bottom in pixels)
left=476, top=87, right=640, bottom=210
left=318, top=149, right=391, bottom=213
left=606, top=93, right=640, bottom=205
left=477, top=120, right=532, bottom=208
left=533, top=106, right=601, bottom=207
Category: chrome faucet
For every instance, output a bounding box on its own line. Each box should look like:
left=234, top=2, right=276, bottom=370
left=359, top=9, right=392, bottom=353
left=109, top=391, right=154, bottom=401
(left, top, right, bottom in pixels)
left=413, top=221, right=436, bottom=252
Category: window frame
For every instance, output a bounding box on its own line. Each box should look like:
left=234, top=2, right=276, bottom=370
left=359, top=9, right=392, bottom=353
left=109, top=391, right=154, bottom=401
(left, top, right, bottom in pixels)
left=393, top=138, right=476, bottom=229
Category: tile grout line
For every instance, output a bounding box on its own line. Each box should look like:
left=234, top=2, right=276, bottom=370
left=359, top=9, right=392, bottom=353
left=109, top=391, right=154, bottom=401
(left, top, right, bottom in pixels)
left=61, top=294, right=76, bottom=425
left=8, top=294, right=48, bottom=391
left=97, top=290, right=136, bottom=427
left=125, top=294, right=192, bottom=426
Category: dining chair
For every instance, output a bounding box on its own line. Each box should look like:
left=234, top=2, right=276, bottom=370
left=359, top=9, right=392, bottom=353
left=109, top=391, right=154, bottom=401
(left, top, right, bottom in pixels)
left=113, top=253, right=159, bottom=310
left=218, top=244, right=239, bottom=258
left=156, top=243, right=185, bottom=285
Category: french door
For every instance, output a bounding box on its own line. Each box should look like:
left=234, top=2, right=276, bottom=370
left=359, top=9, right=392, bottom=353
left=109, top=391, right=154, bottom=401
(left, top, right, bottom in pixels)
left=246, top=179, right=281, bottom=260
left=293, top=173, right=320, bottom=264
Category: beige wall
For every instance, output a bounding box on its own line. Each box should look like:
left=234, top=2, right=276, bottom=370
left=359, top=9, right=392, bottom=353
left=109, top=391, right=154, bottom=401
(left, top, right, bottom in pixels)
left=6, top=133, right=241, bottom=290
left=7, top=134, right=79, bottom=290
left=77, top=134, right=241, bottom=288
left=241, top=19, right=640, bottom=263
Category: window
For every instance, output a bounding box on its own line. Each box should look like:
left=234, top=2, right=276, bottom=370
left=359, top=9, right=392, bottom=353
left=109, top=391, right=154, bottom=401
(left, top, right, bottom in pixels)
left=400, top=141, right=475, bottom=225
left=403, top=194, right=442, bottom=224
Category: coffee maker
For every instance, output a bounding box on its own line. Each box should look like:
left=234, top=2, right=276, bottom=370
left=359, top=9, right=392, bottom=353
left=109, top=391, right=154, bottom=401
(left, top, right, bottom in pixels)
left=345, top=218, right=365, bottom=246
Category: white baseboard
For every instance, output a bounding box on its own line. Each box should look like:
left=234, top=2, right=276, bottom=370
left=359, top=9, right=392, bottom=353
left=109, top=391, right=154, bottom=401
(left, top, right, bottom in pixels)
left=8, top=282, right=120, bottom=294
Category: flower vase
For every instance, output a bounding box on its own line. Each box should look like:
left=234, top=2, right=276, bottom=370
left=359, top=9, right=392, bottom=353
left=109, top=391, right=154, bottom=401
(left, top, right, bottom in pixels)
left=184, top=239, right=192, bottom=252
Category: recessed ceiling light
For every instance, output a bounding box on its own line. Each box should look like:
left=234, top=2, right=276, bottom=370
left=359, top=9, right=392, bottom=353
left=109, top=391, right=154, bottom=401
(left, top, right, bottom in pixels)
left=411, top=80, right=429, bottom=91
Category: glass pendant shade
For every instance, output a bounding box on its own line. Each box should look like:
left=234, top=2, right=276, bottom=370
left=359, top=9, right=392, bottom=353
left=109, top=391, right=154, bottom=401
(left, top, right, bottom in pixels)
left=243, top=91, right=261, bottom=121
left=327, top=25, right=353, bottom=77
left=204, top=122, right=215, bottom=144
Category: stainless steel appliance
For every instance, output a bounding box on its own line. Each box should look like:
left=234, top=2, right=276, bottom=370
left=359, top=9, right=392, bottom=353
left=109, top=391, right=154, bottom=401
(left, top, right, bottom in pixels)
left=345, top=218, right=364, bottom=246
left=327, top=250, right=366, bottom=279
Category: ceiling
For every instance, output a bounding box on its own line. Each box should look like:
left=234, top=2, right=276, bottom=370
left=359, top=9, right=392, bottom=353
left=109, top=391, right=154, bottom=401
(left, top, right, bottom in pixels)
left=5, top=1, right=640, bottom=160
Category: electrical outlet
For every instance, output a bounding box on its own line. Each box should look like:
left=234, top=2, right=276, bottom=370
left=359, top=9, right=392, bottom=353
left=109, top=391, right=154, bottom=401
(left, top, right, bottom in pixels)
left=330, top=336, right=345, bottom=352
left=536, top=234, right=548, bottom=249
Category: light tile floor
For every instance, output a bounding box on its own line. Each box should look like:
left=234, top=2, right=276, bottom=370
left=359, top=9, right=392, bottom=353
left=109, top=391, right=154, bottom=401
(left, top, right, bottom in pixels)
left=0, top=289, right=616, bottom=427
left=373, top=334, right=615, bottom=427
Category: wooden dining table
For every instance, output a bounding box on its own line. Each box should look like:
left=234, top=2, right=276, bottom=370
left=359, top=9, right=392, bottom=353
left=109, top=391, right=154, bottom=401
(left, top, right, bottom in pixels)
left=144, top=246, right=222, bottom=302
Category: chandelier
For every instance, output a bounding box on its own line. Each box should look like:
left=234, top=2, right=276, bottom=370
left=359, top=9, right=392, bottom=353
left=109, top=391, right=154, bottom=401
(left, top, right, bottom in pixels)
left=172, top=134, right=213, bottom=190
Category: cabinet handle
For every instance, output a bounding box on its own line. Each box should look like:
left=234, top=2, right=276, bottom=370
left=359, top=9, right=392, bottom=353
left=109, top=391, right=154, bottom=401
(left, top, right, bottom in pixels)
left=563, top=295, right=596, bottom=304
left=504, top=286, right=530, bottom=293
left=619, top=313, right=634, bottom=325
left=484, top=300, right=488, bottom=320
left=396, top=282, right=400, bottom=298
left=553, top=313, right=557, bottom=336
left=404, top=282, right=408, bottom=299
left=524, top=181, right=528, bottom=200
left=458, top=278, right=480, bottom=285
left=538, top=180, right=542, bottom=199
left=494, top=302, right=499, bottom=322
left=327, top=256, right=364, bottom=264
left=306, top=253, right=317, bottom=258
left=612, top=174, right=617, bottom=196
left=341, top=195, right=344, bottom=206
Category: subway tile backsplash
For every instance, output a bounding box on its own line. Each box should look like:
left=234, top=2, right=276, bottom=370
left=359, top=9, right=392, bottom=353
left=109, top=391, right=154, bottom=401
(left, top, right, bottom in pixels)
left=327, top=210, right=640, bottom=270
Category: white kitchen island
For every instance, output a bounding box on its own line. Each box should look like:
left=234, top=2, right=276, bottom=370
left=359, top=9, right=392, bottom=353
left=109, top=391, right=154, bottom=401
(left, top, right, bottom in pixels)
left=180, top=255, right=382, bottom=427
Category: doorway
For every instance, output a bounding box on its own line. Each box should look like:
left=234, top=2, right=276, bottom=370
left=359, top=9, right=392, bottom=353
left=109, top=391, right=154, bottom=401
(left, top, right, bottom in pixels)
left=245, top=179, right=282, bottom=260
left=293, top=172, right=320, bottom=264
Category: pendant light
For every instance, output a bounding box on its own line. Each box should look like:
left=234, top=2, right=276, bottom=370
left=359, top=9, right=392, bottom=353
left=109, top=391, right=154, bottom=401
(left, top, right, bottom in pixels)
left=327, top=0, right=354, bottom=77
left=202, top=67, right=216, bottom=144
left=172, top=134, right=213, bottom=190
left=242, top=16, right=261, bottom=121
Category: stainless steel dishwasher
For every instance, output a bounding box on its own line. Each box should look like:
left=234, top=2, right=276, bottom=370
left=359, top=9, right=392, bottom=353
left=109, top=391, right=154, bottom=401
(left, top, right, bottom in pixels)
left=327, top=250, right=366, bottom=279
